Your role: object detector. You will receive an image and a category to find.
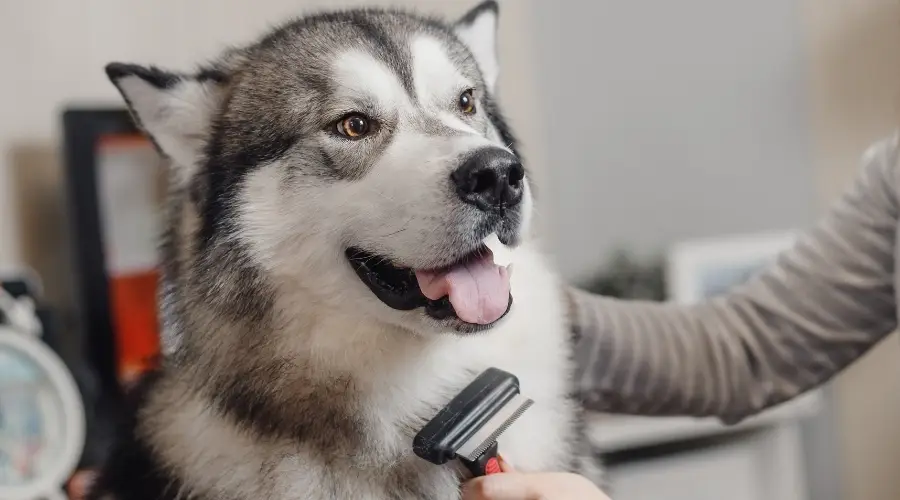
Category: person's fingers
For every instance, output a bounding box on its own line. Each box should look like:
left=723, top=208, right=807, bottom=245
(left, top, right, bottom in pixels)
left=461, top=472, right=611, bottom=500
left=497, top=454, right=515, bottom=473
left=462, top=473, right=539, bottom=500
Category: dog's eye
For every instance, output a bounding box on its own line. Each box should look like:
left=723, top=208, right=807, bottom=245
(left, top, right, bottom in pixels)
left=458, top=89, right=476, bottom=115
left=337, top=114, right=371, bottom=139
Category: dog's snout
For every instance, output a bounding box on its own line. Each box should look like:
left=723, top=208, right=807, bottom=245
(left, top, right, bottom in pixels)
left=451, top=149, right=524, bottom=212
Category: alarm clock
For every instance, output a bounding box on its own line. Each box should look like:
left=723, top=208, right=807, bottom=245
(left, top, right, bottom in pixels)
left=0, top=280, right=85, bottom=500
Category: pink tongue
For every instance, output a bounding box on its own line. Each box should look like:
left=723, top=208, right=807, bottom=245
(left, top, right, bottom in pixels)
left=415, top=250, right=511, bottom=325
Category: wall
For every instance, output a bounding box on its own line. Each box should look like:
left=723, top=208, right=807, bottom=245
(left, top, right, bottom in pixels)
left=799, top=1, right=900, bottom=499
left=529, top=0, right=817, bottom=283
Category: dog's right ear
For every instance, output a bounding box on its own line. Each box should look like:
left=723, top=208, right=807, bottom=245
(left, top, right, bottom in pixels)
left=105, top=63, right=227, bottom=182
left=454, top=1, right=500, bottom=92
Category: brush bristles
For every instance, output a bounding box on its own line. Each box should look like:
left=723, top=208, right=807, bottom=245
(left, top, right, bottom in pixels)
left=457, top=395, right=534, bottom=462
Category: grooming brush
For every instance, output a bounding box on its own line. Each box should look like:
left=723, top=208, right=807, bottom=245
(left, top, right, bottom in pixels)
left=413, top=367, right=533, bottom=477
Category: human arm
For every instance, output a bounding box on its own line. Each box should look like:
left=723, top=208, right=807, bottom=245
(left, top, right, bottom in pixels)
left=568, top=134, right=900, bottom=423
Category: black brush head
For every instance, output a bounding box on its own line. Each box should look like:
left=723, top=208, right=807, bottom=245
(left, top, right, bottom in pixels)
left=413, top=367, right=522, bottom=465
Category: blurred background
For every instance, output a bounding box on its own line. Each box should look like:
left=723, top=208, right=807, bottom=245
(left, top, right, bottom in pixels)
left=1, top=0, right=899, bottom=499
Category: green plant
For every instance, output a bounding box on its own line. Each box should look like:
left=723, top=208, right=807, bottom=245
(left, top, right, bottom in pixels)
left=578, top=249, right=666, bottom=301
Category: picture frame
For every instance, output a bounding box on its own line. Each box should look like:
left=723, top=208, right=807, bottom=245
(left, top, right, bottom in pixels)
left=63, top=108, right=140, bottom=400
left=666, top=230, right=798, bottom=303
left=61, top=108, right=164, bottom=472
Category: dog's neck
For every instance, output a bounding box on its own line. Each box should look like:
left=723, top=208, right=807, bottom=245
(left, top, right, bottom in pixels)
left=154, top=283, right=475, bottom=478
left=169, top=268, right=466, bottom=404
left=172, top=284, right=441, bottom=379
left=158, top=202, right=482, bottom=469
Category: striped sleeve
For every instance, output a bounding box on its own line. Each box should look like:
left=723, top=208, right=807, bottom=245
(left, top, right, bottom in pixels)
left=567, top=133, right=900, bottom=423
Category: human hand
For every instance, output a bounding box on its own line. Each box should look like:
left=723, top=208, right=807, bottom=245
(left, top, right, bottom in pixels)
left=461, top=457, right=611, bottom=500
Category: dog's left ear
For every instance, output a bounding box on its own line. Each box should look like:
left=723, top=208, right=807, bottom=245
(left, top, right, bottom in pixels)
left=105, top=63, right=227, bottom=184
left=454, top=1, right=500, bottom=92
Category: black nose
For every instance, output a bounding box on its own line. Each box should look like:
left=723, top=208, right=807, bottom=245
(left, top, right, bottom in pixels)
left=451, top=148, right=525, bottom=212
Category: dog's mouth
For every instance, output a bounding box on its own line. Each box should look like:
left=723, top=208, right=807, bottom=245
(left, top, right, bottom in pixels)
left=345, top=244, right=512, bottom=328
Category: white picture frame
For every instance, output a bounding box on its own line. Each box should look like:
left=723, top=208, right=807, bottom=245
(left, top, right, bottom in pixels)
left=666, top=230, right=799, bottom=304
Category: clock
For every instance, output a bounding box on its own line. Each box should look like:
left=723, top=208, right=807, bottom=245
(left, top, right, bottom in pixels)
left=0, top=286, right=85, bottom=500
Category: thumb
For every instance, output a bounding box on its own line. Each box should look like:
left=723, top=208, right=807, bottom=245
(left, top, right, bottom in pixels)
left=497, top=454, right=516, bottom=473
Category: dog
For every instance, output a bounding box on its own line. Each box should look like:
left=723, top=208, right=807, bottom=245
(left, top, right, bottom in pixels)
left=89, top=2, right=600, bottom=499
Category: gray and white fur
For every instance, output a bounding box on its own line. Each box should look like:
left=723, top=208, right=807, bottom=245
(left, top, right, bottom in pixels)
left=90, top=2, right=601, bottom=499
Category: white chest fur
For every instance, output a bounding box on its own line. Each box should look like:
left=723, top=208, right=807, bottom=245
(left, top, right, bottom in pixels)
left=148, top=245, right=577, bottom=500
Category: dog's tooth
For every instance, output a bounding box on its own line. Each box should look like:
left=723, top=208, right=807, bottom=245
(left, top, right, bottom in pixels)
left=484, top=233, right=513, bottom=267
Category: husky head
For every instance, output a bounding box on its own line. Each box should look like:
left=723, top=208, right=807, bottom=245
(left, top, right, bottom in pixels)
left=106, top=1, right=531, bottom=337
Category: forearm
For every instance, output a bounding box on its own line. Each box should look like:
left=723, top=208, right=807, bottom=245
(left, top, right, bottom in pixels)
left=570, top=134, right=900, bottom=423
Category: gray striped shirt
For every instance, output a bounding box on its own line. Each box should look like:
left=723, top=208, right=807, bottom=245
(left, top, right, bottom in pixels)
left=567, top=133, right=900, bottom=424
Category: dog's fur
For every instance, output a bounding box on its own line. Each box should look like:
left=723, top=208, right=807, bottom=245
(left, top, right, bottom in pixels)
left=89, top=2, right=599, bottom=499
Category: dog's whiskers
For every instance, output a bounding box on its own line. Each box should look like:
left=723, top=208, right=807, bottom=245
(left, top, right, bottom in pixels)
left=379, top=222, right=412, bottom=239
left=359, top=254, right=394, bottom=268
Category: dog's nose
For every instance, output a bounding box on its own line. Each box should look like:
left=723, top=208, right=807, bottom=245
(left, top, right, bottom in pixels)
left=451, top=149, right=525, bottom=212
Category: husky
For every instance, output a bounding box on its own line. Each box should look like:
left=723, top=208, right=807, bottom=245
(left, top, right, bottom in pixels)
left=89, top=2, right=600, bottom=499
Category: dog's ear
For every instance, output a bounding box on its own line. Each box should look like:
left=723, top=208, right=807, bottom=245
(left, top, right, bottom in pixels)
left=454, top=1, right=500, bottom=92
left=105, top=63, right=227, bottom=182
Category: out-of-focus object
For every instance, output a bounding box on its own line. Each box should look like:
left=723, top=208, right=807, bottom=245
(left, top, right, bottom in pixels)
left=0, top=272, right=85, bottom=500
left=63, top=108, right=163, bottom=394
left=580, top=249, right=666, bottom=301
left=62, top=108, right=166, bottom=479
left=65, top=469, right=97, bottom=500
left=666, top=230, right=798, bottom=303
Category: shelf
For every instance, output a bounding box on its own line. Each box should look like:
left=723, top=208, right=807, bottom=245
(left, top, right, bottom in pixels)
left=587, top=389, right=824, bottom=453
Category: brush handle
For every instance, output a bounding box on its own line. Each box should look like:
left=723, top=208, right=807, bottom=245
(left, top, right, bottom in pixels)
left=460, top=441, right=502, bottom=477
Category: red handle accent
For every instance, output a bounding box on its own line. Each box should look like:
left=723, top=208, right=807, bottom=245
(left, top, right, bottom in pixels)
left=484, top=457, right=502, bottom=475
